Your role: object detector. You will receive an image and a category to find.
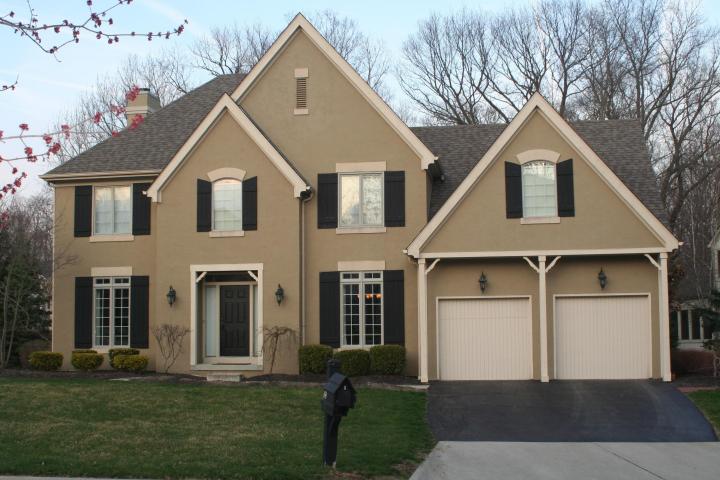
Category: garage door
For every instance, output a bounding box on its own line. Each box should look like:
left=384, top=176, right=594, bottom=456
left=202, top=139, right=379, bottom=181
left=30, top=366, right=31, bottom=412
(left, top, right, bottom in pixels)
left=555, top=295, right=651, bottom=379
left=438, top=297, right=532, bottom=380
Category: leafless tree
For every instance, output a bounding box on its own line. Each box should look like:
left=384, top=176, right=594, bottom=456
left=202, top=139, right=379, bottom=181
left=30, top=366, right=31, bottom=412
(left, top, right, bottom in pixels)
left=152, top=323, right=191, bottom=373
left=53, top=49, right=194, bottom=163
left=191, top=23, right=274, bottom=76
left=263, top=326, right=296, bottom=374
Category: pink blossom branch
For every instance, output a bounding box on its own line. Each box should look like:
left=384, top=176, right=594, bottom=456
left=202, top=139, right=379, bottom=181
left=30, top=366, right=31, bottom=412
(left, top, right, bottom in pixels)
left=1, top=0, right=187, bottom=56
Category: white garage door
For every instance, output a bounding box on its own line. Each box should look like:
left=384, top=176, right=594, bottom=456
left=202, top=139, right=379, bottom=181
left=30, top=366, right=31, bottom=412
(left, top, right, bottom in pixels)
left=438, top=297, right=532, bottom=380
left=555, top=295, right=651, bottom=379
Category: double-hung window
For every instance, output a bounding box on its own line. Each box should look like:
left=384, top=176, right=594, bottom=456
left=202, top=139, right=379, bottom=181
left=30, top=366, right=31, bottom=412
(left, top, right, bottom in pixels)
left=212, top=179, right=243, bottom=231
left=521, top=161, right=557, bottom=218
left=94, top=186, right=131, bottom=234
left=94, top=277, right=131, bottom=347
left=341, top=271, right=383, bottom=347
left=339, top=173, right=383, bottom=228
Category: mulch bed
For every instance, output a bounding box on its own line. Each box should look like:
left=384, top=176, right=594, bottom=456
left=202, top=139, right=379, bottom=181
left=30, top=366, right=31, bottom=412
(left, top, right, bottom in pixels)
left=0, top=368, right=423, bottom=389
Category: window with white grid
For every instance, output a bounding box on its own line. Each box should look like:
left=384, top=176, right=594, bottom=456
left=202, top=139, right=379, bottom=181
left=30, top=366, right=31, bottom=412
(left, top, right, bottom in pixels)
left=522, top=161, right=557, bottom=218
left=341, top=271, right=383, bottom=347
left=94, top=277, right=131, bottom=347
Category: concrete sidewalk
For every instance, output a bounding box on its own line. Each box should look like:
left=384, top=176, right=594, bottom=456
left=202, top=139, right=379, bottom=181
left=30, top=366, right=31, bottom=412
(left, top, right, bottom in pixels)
left=411, top=442, right=720, bottom=480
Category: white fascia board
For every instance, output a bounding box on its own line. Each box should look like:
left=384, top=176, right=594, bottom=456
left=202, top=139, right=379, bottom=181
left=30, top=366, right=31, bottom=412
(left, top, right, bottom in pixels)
left=146, top=94, right=308, bottom=202
left=230, top=13, right=437, bottom=171
left=406, top=92, right=679, bottom=257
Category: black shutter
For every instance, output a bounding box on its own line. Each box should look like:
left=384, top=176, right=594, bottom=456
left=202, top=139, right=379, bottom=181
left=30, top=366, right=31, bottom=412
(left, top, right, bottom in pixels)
left=197, top=179, right=212, bottom=232
left=74, top=185, right=92, bottom=237
left=557, top=159, right=575, bottom=217
left=242, top=176, right=257, bottom=231
left=319, top=271, right=340, bottom=347
left=505, top=162, right=523, bottom=218
left=384, top=171, right=405, bottom=227
left=130, top=276, right=149, bottom=349
left=317, top=173, right=338, bottom=229
left=132, top=183, right=152, bottom=235
left=74, top=277, right=93, bottom=348
left=383, top=270, right=405, bottom=345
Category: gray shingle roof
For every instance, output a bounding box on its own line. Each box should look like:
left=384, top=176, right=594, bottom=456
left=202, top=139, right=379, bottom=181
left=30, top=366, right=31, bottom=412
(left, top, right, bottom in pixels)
left=44, top=73, right=246, bottom=176
left=411, top=120, right=668, bottom=224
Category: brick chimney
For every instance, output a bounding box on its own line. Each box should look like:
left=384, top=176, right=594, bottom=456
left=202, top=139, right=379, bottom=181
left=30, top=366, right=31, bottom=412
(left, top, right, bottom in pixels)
left=126, top=88, right=161, bottom=125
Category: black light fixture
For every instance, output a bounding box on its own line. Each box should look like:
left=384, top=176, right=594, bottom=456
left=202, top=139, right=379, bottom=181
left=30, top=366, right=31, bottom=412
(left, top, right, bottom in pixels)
left=275, top=284, right=285, bottom=305
left=166, top=286, right=176, bottom=306
left=598, top=269, right=607, bottom=289
left=478, top=272, right=488, bottom=293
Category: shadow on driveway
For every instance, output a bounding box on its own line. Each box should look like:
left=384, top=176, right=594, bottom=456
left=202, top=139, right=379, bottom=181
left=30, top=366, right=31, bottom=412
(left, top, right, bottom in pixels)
left=427, top=380, right=717, bottom=442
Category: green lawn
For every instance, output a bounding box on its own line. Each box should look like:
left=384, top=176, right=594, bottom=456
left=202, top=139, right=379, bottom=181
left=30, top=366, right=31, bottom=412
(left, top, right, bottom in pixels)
left=689, top=390, right=720, bottom=432
left=0, top=378, right=432, bottom=479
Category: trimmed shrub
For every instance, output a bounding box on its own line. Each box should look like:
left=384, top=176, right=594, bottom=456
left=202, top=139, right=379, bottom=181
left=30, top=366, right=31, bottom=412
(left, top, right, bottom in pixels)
left=28, top=351, right=63, bottom=371
left=72, top=349, right=97, bottom=354
left=18, top=339, right=50, bottom=369
left=109, top=348, right=140, bottom=369
left=369, top=345, right=406, bottom=375
left=299, top=344, right=333, bottom=374
left=333, top=349, right=370, bottom=377
left=71, top=352, right=104, bottom=371
left=113, top=354, right=149, bottom=373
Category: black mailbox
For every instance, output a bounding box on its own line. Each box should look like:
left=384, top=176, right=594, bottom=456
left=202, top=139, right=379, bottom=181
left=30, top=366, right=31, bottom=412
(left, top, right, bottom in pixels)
left=322, top=372, right=356, bottom=416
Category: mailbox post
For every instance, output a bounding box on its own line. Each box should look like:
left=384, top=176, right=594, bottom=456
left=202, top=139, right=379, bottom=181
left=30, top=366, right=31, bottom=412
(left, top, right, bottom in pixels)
left=321, top=358, right=356, bottom=467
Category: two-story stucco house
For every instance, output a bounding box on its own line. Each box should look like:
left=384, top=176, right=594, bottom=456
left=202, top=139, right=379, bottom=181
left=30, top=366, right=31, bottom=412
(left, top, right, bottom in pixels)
left=42, top=14, right=679, bottom=382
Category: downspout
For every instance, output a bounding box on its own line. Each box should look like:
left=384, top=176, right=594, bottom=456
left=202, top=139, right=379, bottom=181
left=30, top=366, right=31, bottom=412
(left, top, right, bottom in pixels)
left=299, top=187, right=313, bottom=346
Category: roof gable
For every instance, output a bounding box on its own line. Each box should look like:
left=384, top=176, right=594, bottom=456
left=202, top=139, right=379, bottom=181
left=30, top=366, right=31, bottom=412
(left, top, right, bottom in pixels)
left=230, top=13, right=437, bottom=170
left=406, top=93, right=679, bottom=257
left=146, top=94, right=309, bottom=201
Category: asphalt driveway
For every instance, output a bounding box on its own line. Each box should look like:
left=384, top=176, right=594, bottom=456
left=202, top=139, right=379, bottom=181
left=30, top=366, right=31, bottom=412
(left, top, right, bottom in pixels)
left=427, top=380, right=717, bottom=442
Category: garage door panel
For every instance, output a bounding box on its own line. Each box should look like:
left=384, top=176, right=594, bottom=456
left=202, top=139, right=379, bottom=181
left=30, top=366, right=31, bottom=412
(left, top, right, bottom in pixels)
left=438, top=298, right=532, bottom=380
left=555, top=295, right=651, bottom=379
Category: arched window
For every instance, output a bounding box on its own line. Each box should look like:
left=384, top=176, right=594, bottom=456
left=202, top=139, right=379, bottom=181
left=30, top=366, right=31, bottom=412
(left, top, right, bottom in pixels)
left=212, top=178, right=242, bottom=231
left=521, top=161, right=557, bottom=218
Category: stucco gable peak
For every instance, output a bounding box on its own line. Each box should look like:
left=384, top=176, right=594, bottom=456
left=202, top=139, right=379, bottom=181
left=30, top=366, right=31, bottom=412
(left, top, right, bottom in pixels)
left=405, top=92, right=678, bottom=257
left=146, top=94, right=309, bottom=202
left=230, top=14, right=437, bottom=170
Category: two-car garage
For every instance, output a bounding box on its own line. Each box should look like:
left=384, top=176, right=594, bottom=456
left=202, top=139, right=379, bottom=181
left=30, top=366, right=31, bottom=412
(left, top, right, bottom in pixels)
left=437, top=295, right=652, bottom=381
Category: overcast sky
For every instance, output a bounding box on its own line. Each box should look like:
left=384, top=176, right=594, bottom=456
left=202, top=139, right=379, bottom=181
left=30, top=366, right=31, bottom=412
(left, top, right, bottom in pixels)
left=2, top=0, right=720, bottom=197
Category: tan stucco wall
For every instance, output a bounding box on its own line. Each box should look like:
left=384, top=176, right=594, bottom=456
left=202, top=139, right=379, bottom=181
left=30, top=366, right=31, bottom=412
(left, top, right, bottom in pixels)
left=52, top=180, right=158, bottom=371
left=154, top=111, right=302, bottom=374
left=426, top=255, right=660, bottom=380
left=424, top=112, right=663, bottom=253
left=241, top=29, right=427, bottom=374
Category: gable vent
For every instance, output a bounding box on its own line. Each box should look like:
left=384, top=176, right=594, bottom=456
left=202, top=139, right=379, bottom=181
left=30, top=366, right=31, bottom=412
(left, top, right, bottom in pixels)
left=296, top=78, right=308, bottom=108
left=294, top=68, right=309, bottom=115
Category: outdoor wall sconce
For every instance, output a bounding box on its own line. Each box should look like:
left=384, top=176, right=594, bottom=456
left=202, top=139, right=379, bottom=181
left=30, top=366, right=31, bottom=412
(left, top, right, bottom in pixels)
left=479, top=272, right=488, bottom=293
left=275, top=284, right=285, bottom=305
left=166, top=286, right=177, bottom=306
left=598, top=269, right=607, bottom=290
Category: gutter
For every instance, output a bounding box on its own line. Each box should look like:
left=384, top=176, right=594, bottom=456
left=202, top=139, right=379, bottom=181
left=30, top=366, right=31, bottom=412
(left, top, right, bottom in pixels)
left=40, top=169, right=162, bottom=182
left=299, top=186, right=313, bottom=346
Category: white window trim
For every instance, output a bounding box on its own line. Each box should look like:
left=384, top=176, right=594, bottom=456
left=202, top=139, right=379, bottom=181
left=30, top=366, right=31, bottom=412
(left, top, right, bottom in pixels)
left=207, top=168, right=245, bottom=182
left=91, top=266, right=133, bottom=277
left=92, top=184, right=133, bottom=236
left=520, top=216, right=560, bottom=225
left=93, top=277, right=131, bottom=349
left=340, top=271, right=384, bottom=348
left=337, top=172, right=385, bottom=230
left=521, top=160, right=558, bottom=220
left=189, top=263, right=264, bottom=368
left=336, top=162, right=386, bottom=173
left=211, top=178, right=243, bottom=234
left=337, top=260, right=386, bottom=271
left=516, top=149, right=561, bottom=164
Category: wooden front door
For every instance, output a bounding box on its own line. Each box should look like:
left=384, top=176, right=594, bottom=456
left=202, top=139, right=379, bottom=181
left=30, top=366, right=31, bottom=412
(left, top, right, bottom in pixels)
left=219, top=285, right=250, bottom=357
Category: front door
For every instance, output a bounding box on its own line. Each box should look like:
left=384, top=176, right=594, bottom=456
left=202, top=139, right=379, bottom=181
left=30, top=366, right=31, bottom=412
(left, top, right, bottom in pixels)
left=220, top=285, right=250, bottom=357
